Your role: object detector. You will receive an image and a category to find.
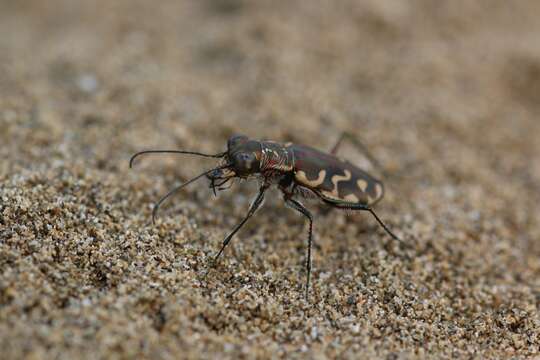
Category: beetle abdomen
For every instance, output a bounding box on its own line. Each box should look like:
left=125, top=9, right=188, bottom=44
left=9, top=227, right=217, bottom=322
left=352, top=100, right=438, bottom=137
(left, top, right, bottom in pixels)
left=290, top=144, right=384, bottom=206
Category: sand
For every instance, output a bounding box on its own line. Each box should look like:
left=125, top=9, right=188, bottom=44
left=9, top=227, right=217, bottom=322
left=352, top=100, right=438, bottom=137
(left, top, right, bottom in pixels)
left=1, top=1, right=539, bottom=358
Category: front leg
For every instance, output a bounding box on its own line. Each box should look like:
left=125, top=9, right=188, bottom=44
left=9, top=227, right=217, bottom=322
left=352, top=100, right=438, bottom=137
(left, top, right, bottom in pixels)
left=213, top=184, right=268, bottom=263
left=283, top=193, right=314, bottom=300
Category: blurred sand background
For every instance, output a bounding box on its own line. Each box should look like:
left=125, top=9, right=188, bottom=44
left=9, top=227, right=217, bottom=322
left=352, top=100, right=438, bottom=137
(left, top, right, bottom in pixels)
left=1, top=0, right=539, bottom=358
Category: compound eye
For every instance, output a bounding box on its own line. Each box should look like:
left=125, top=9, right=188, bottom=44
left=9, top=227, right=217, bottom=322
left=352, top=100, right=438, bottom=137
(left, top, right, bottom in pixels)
left=227, top=134, right=249, bottom=150
left=234, top=152, right=257, bottom=174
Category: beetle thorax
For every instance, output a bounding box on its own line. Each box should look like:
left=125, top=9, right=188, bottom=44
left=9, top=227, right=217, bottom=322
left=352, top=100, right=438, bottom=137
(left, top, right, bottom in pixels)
left=259, top=141, right=295, bottom=173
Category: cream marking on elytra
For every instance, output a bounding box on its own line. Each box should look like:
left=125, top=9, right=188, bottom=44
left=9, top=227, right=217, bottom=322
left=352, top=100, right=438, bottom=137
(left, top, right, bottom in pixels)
left=296, top=170, right=326, bottom=187
left=357, top=179, right=368, bottom=192
left=320, top=190, right=341, bottom=200
left=343, top=193, right=360, bottom=202
left=320, top=190, right=359, bottom=203
left=324, top=169, right=352, bottom=198
left=374, top=183, right=384, bottom=200
left=367, top=183, right=383, bottom=204
left=331, top=170, right=351, bottom=184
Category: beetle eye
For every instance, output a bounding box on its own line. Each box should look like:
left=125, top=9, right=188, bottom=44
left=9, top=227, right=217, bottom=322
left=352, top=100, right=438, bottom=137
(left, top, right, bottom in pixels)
left=233, top=152, right=258, bottom=174
left=228, top=135, right=248, bottom=150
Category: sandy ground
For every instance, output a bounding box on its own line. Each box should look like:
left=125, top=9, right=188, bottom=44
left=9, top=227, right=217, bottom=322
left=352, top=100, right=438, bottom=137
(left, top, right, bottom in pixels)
left=1, top=1, right=540, bottom=358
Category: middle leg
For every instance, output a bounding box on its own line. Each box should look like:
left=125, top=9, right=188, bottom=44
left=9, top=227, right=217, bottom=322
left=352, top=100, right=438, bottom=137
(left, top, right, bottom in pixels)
left=283, top=194, right=314, bottom=299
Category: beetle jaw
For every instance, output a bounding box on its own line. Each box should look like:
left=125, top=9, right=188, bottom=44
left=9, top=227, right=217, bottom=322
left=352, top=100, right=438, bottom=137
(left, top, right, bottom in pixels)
left=207, top=167, right=237, bottom=181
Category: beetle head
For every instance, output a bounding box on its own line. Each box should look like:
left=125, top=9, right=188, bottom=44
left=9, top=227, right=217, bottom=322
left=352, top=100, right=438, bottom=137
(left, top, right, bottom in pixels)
left=222, top=134, right=262, bottom=176
left=203, top=135, right=260, bottom=195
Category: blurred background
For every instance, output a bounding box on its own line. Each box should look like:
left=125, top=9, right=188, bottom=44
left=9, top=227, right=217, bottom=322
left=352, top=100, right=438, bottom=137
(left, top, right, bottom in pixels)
left=3, top=0, right=539, bottom=173
left=1, top=0, right=539, bottom=358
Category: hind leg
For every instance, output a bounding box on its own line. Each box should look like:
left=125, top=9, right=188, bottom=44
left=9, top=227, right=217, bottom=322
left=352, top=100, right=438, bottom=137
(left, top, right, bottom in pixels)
left=326, top=200, right=401, bottom=242
left=330, top=132, right=386, bottom=177
left=282, top=191, right=314, bottom=300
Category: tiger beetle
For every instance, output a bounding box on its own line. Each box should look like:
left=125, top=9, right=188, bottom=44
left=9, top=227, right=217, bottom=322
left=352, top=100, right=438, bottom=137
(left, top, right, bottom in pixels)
left=130, top=133, right=402, bottom=299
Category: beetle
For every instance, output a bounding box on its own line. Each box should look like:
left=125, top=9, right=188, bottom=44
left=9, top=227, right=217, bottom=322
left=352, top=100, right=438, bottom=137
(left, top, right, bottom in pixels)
left=130, top=133, right=401, bottom=299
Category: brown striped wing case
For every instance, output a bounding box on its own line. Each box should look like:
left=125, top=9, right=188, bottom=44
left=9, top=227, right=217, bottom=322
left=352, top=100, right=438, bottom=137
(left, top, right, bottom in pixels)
left=290, top=144, right=384, bottom=206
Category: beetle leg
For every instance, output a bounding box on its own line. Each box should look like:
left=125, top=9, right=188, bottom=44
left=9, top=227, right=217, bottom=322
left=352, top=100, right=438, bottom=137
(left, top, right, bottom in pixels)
left=213, top=185, right=268, bottom=263
left=283, top=194, right=314, bottom=300
left=328, top=201, right=401, bottom=242
left=330, top=132, right=386, bottom=177
left=329, top=133, right=344, bottom=154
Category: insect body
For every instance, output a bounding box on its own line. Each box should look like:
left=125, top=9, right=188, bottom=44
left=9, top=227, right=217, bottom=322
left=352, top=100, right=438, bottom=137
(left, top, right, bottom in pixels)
left=130, top=134, right=401, bottom=299
left=289, top=144, right=384, bottom=206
